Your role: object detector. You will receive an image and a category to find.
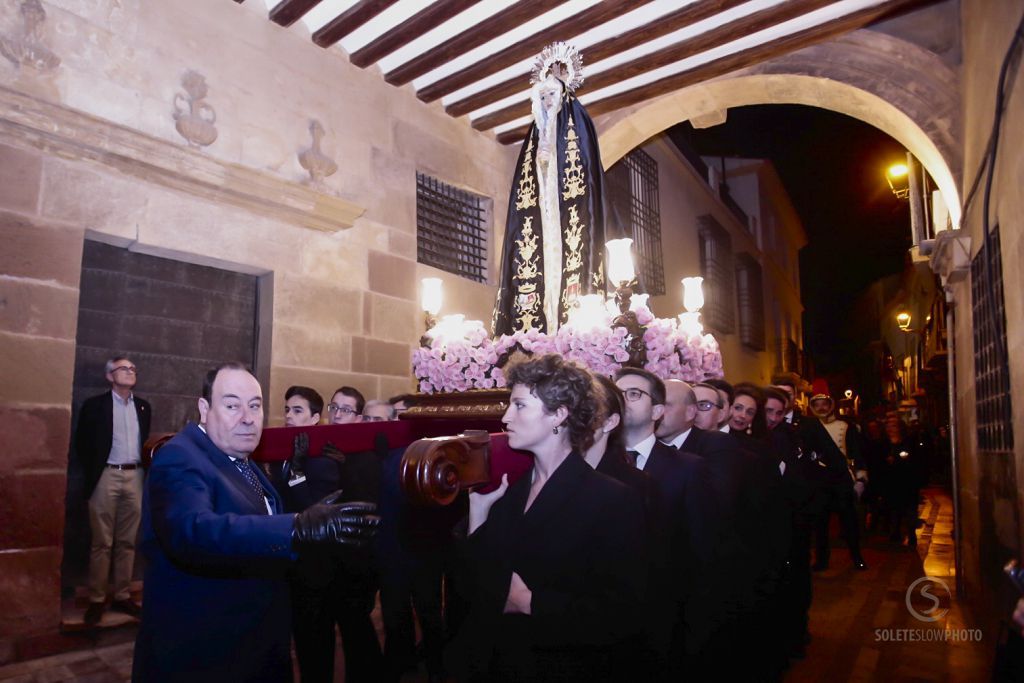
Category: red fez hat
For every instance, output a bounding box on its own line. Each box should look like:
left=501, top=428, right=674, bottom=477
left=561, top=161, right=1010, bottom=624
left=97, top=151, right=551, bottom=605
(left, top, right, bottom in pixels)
left=810, top=378, right=832, bottom=402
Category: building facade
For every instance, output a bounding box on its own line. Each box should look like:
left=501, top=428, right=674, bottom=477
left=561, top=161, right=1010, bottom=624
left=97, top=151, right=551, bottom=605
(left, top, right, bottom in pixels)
left=0, top=0, right=1021, bottom=662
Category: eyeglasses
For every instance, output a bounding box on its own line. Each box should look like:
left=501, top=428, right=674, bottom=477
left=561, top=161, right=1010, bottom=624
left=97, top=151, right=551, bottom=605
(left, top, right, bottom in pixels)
left=695, top=399, right=722, bottom=412
left=112, top=366, right=137, bottom=374
left=327, top=404, right=357, bottom=415
left=621, top=387, right=651, bottom=403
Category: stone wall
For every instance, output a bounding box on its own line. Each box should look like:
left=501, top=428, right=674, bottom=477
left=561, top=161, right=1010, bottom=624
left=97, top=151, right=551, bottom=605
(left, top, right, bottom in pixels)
left=0, top=140, right=82, bottom=660
left=955, top=0, right=1024, bottom=624
left=0, top=0, right=513, bottom=657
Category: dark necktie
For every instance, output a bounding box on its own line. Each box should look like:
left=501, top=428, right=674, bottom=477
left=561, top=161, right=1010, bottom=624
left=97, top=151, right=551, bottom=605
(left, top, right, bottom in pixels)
left=625, top=450, right=640, bottom=468
left=233, top=459, right=266, bottom=503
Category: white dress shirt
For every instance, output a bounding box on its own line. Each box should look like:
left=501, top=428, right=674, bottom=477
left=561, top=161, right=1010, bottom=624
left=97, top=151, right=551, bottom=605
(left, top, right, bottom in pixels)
left=663, top=428, right=692, bottom=451
left=625, top=433, right=657, bottom=471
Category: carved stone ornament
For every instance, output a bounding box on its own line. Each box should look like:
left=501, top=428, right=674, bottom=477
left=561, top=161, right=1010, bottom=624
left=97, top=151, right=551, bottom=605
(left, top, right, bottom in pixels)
left=173, top=70, right=218, bottom=148
left=298, top=119, right=337, bottom=187
left=0, top=0, right=61, bottom=73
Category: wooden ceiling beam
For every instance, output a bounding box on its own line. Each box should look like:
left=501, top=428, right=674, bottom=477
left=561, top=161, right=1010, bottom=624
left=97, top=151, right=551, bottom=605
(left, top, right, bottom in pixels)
left=350, top=0, right=481, bottom=68
left=313, top=0, right=400, bottom=48
left=269, top=0, right=322, bottom=27
left=383, top=0, right=568, bottom=87
left=494, top=0, right=924, bottom=144
left=445, top=0, right=747, bottom=118
left=418, top=0, right=652, bottom=104
left=475, top=0, right=860, bottom=132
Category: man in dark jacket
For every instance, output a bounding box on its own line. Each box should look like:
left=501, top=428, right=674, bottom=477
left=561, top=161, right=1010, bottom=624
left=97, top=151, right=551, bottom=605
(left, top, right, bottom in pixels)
left=132, top=363, right=380, bottom=683
left=75, top=356, right=151, bottom=625
left=800, top=379, right=868, bottom=571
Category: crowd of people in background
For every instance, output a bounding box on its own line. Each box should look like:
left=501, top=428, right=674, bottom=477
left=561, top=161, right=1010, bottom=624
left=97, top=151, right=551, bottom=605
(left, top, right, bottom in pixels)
left=261, top=362, right=936, bottom=682
left=77, top=354, right=940, bottom=682
left=281, top=384, right=417, bottom=428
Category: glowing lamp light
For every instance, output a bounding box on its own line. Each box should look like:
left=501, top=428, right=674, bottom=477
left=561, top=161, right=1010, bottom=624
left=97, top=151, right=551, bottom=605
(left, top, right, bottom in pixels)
left=678, top=311, right=702, bottom=337
left=429, top=314, right=468, bottom=345
left=844, top=389, right=854, bottom=399
left=682, top=277, right=704, bottom=313
left=886, top=162, right=910, bottom=199
left=421, top=278, right=443, bottom=315
left=896, top=311, right=912, bottom=331
left=629, top=293, right=650, bottom=312
left=566, top=294, right=608, bottom=331
left=888, top=163, right=908, bottom=178
left=606, top=238, right=635, bottom=285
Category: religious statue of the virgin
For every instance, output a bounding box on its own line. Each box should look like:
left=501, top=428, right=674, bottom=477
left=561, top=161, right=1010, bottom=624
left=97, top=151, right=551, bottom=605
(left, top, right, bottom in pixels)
left=491, top=43, right=608, bottom=335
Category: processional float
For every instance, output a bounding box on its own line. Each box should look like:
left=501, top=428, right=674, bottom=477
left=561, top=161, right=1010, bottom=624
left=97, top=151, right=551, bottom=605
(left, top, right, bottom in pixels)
left=161, top=45, right=725, bottom=504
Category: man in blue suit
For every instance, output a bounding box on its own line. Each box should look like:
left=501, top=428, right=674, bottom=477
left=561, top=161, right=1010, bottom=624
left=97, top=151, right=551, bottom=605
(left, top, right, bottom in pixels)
left=132, top=363, right=380, bottom=683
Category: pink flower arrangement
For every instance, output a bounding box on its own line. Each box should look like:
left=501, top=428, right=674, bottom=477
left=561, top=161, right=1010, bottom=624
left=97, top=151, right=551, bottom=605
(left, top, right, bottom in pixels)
left=411, top=301, right=724, bottom=393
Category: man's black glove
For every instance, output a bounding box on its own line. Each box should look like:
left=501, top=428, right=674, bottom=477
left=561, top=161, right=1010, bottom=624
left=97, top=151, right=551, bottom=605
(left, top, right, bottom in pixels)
left=322, top=440, right=346, bottom=465
left=290, top=433, right=309, bottom=479
left=291, top=490, right=380, bottom=549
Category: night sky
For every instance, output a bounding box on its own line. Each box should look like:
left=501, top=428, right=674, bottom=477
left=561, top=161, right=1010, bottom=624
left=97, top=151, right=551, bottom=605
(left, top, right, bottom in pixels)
left=668, top=104, right=913, bottom=373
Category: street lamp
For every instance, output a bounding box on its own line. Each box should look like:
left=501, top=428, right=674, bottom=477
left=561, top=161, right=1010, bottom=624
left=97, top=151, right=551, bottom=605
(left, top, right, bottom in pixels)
left=896, top=311, right=912, bottom=332
left=887, top=163, right=910, bottom=199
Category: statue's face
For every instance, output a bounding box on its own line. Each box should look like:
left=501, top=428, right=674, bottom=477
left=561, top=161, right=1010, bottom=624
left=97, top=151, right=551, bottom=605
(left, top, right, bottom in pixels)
left=538, top=78, right=562, bottom=110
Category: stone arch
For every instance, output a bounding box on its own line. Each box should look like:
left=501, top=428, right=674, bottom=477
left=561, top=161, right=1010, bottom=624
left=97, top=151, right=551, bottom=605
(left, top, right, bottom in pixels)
left=595, top=30, right=963, bottom=227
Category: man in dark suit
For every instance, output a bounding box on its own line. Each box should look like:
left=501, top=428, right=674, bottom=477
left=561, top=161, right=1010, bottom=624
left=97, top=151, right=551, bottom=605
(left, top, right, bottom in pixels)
left=75, top=356, right=151, bottom=626
left=765, top=387, right=816, bottom=659
left=614, top=369, right=713, bottom=677
left=657, top=379, right=760, bottom=679
left=276, top=386, right=384, bottom=683
left=132, top=363, right=381, bottom=683
left=771, top=372, right=804, bottom=429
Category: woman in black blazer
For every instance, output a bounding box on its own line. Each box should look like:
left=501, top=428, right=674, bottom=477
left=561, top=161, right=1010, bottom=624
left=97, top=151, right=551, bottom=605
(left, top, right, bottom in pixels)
left=450, top=355, right=647, bottom=682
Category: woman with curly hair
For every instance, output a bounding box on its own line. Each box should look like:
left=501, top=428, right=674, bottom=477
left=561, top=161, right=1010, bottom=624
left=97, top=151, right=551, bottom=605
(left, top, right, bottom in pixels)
left=450, top=354, right=647, bottom=682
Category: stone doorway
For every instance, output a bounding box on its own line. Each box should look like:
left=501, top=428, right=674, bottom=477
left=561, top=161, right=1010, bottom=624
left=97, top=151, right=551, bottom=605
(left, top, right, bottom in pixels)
left=62, top=240, right=260, bottom=593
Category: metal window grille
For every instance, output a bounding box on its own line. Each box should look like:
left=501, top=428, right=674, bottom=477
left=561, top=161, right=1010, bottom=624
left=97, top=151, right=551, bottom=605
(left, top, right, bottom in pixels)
left=416, top=172, right=488, bottom=283
left=735, top=253, right=766, bottom=351
left=698, top=214, right=735, bottom=333
left=971, top=226, right=1013, bottom=451
left=606, top=148, right=665, bottom=295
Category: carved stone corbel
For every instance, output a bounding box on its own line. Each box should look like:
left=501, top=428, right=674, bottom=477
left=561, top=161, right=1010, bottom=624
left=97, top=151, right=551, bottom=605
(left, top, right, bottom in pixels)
left=173, top=70, right=218, bottom=148
left=298, top=119, right=337, bottom=188
left=0, top=0, right=61, bottom=73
